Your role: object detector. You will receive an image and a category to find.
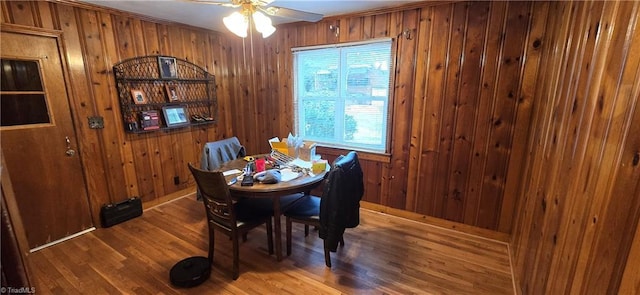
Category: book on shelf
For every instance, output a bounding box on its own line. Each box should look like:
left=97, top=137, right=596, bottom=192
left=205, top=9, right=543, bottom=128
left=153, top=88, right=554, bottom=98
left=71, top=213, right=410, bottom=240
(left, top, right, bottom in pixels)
left=140, top=110, right=160, bottom=130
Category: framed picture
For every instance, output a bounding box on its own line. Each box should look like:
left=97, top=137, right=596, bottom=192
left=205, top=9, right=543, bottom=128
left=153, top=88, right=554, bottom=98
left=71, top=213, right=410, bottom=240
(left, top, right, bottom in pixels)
left=165, top=84, right=179, bottom=102
left=162, top=105, right=189, bottom=128
left=130, top=89, right=147, bottom=104
left=158, top=56, right=177, bottom=79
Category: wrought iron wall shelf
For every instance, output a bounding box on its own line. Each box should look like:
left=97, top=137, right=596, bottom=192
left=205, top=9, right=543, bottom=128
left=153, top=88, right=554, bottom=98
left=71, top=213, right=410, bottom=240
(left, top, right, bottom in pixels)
left=113, top=55, right=217, bottom=133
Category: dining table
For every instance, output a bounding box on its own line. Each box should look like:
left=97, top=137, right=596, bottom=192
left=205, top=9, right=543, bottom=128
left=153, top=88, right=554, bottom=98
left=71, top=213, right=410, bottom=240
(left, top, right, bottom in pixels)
left=217, top=155, right=328, bottom=261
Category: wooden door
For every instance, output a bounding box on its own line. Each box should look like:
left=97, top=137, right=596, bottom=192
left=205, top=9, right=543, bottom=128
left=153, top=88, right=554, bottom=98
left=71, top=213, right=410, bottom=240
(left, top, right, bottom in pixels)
left=1, top=30, right=93, bottom=250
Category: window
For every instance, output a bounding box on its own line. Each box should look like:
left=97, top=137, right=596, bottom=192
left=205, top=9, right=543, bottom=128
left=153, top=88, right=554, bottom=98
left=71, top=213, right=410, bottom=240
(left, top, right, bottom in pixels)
left=0, top=59, right=51, bottom=127
left=293, top=39, right=392, bottom=153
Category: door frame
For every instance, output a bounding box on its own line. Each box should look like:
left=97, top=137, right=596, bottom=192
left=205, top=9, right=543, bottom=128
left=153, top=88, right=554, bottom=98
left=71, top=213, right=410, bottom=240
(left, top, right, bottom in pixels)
left=1, top=150, right=33, bottom=287
left=1, top=24, right=93, bottom=255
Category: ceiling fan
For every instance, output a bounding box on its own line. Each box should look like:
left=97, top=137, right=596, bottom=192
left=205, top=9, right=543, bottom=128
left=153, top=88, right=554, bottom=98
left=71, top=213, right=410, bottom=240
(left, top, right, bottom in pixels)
left=187, top=0, right=324, bottom=38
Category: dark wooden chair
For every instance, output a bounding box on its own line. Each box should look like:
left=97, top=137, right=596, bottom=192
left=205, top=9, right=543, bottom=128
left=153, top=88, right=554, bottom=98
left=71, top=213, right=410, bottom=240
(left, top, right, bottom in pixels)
left=188, top=163, right=273, bottom=280
left=197, top=137, right=245, bottom=200
left=284, top=195, right=343, bottom=267
left=284, top=151, right=364, bottom=267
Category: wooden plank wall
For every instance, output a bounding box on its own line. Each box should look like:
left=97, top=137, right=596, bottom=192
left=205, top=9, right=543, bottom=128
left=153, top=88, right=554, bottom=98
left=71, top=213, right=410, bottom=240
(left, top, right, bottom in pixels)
left=269, top=1, right=549, bottom=233
left=0, top=0, right=240, bottom=225
left=510, top=1, right=640, bottom=294
left=2, top=0, right=639, bottom=293
left=0, top=1, right=549, bottom=233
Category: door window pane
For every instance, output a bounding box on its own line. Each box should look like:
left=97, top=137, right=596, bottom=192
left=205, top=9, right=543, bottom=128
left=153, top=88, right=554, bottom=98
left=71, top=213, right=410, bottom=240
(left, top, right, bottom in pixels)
left=0, top=59, right=50, bottom=126
left=1, top=59, right=43, bottom=91
left=1, top=94, right=50, bottom=126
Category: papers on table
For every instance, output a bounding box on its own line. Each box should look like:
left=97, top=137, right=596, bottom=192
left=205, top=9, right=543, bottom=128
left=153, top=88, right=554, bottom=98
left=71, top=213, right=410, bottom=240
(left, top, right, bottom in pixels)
left=290, top=158, right=312, bottom=169
left=279, top=168, right=301, bottom=182
left=223, top=169, right=242, bottom=176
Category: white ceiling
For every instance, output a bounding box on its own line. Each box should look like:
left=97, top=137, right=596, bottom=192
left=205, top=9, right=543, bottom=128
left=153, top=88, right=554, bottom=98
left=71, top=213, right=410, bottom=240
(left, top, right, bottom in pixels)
left=80, top=0, right=423, bottom=33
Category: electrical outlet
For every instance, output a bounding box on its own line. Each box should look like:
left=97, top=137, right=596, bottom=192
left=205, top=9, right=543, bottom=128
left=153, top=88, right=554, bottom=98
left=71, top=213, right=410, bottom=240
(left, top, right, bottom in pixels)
left=173, top=176, right=180, bottom=185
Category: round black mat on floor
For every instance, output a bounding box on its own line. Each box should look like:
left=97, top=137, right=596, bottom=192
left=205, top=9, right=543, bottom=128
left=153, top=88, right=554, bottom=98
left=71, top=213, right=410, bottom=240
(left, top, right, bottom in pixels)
left=170, top=256, right=211, bottom=288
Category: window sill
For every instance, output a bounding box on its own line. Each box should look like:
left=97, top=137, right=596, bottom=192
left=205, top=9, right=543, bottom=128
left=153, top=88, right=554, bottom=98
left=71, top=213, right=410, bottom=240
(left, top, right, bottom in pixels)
left=315, top=146, right=391, bottom=164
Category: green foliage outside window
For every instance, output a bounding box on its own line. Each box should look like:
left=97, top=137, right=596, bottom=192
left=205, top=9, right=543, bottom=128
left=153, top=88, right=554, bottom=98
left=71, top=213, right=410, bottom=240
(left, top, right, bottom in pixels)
left=303, top=100, right=357, bottom=140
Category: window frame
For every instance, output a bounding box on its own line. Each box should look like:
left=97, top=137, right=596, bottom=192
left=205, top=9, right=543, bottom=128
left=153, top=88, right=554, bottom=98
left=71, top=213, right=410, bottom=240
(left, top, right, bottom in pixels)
left=292, top=38, right=395, bottom=154
left=0, top=58, right=52, bottom=128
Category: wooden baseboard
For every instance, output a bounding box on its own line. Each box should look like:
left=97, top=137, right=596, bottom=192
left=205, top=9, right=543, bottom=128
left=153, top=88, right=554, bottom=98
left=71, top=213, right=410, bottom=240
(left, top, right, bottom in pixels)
left=142, top=187, right=196, bottom=211
left=360, top=201, right=510, bottom=243
left=147, top=187, right=509, bottom=243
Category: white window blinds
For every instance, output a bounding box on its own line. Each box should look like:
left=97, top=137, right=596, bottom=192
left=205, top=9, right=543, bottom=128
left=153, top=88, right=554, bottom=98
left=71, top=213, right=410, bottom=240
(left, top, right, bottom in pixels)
left=292, top=39, right=392, bottom=153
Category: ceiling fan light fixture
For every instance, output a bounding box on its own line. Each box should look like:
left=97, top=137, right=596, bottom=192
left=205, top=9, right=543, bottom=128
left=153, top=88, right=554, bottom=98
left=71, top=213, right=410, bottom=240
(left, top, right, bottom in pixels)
left=223, top=11, right=248, bottom=38
left=252, top=11, right=276, bottom=38
left=259, top=23, right=276, bottom=38
left=185, top=0, right=323, bottom=38
left=252, top=11, right=270, bottom=28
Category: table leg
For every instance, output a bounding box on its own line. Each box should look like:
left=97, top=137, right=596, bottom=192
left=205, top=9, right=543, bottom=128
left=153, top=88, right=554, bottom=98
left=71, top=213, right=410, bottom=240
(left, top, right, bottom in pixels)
left=272, top=196, right=282, bottom=261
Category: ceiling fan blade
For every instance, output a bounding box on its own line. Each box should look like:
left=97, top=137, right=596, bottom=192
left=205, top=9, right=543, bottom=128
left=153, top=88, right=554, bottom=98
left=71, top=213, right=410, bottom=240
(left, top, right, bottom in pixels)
left=184, top=0, right=240, bottom=8
left=260, top=6, right=323, bottom=22
left=253, top=0, right=275, bottom=6
left=187, top=0, right=272, bottom=8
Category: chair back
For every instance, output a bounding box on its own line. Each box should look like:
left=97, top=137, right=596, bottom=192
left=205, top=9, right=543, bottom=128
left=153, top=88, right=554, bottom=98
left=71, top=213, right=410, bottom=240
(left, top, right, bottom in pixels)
left=200, top=137, right=246, bottom=171
left=329, top=151, right=364, bottom=198
left=319, top=151, right=364, bottom=250
left=188, top=163, right=236, bottom=229
left=197, top=137, right=245, bottom=200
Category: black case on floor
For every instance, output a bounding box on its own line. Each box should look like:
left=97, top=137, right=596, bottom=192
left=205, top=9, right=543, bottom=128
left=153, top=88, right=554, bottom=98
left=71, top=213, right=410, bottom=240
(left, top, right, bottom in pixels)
left=100, top=197, right=143, bottom=227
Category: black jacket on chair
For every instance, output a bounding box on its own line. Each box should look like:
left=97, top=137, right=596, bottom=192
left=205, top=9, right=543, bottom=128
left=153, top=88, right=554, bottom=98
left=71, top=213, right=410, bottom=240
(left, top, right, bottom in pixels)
left=319, top=151, right=364, bottom=252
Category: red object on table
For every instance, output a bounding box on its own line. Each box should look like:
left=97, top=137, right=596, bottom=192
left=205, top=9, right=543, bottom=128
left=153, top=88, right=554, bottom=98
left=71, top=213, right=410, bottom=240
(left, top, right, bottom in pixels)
left=255, top=158, right=266, bottom=172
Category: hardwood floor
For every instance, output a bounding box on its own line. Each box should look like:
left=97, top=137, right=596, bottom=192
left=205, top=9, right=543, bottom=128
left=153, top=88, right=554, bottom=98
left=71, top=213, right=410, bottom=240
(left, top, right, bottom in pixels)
left=26, top=195, right=514, bottom=294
